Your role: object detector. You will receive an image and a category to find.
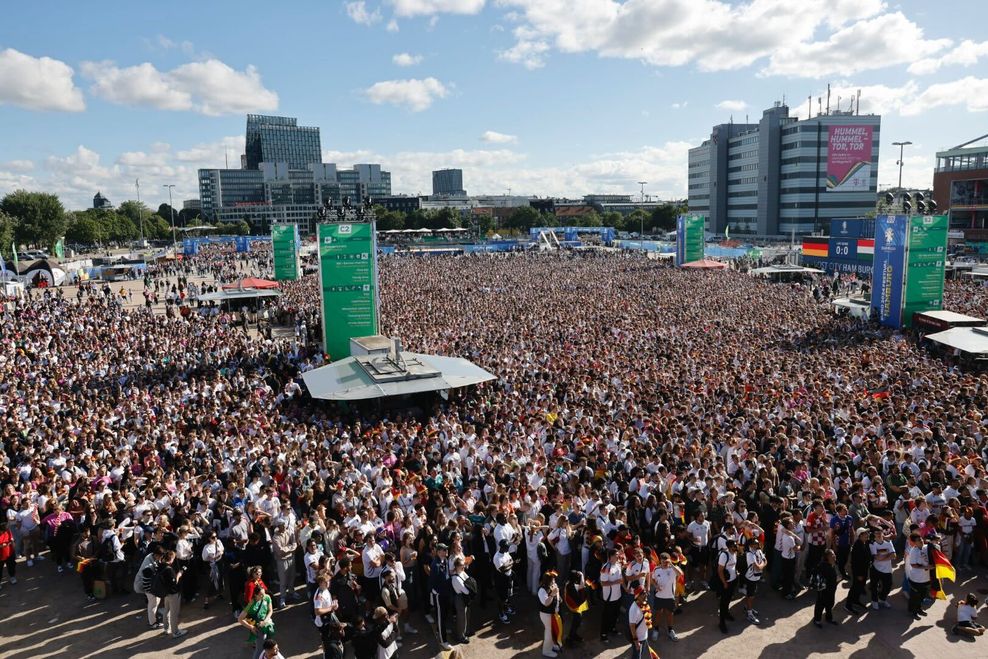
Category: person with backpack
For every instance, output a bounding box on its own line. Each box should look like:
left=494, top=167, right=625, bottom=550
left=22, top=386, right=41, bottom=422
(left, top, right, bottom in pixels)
left=449, top=557, right=473, bottom=645
left=714, top=538, right=739, bottom=634
left=741, top=537, right=767, bottom=624
left=134, top=545, right=164, bottom=628
left=41, top=504, right=75, bottom=573
left=99, top=524, right=127, bottom=595
left=155, top=550, right=188, bottom=638
left=238, top=584, right=275, bottom=659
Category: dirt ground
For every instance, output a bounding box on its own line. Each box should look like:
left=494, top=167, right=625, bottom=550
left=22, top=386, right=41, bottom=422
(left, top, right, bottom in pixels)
left=1, top=555, right=986, bottom=659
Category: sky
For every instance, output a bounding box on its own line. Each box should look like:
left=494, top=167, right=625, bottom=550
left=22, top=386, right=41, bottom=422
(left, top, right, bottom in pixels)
left=1, top=0, right=988, bottom=211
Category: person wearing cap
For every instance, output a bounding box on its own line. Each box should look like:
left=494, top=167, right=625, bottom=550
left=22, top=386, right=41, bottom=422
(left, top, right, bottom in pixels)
left=429, top=542, right=452, bottom=650
left=449, top=557, right=472, bottom=645
left=628, top=585, right=653, bottom=659
left=844, top=528, right=871, bottom=615
left=742, top=537, right=767, bottom=624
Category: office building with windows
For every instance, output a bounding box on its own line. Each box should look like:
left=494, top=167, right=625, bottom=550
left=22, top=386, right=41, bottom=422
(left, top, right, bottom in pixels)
left=245, top=114, right=322, bottom=170
left=933, top=135, right=988, bottom=231
left=432, top=168, right=465, bottom=196
left=688, top=103, right=881, bottom=236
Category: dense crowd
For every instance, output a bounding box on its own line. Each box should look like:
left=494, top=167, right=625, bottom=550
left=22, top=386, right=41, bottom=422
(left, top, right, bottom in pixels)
left=2, top=249, right=988, bottom=659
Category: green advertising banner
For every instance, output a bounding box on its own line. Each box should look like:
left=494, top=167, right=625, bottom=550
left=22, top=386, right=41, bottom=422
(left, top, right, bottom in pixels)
left=902, top=215, right=948, bottom=327
left=272, top=223, right=299, bottom=281
left=317, top=222, right=378, bottom=360
left=676, top=214, right=705, bottom=265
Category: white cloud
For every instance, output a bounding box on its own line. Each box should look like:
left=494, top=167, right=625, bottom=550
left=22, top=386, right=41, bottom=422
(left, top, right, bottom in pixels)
left=716, top=99, right=747, bottom=112
left=323, top=141, right=689, bottom=199
left=175, top=136, right=247, bottom=166
left=878, top=151, right=932, bottom=191
left=762, top=12, right=951, bottom=78
left=364, top=77, right=449, bottom=111
left=346, top=1, right=383, bottom=25
left=156, top=35, right=196, bottom=57
left=392, top=52, right=424, bottom=67
left=0, top=48, right=85, bottom=111
left=908, top=40, right=988, bottom=76
left=481, top=130, right=517, bottom=144
left=80, top=59, right=278, bottom=116
left=389, top=0, right=486, bottom=17
left=671, top=101, right=688, bottom=109
left=1, top=160, right=34, bottom=172
left=386, top=19, right=400, bottom=32
left=496, top=1, right=952, bottom=79
left=822, top=77, right=988, bottom=117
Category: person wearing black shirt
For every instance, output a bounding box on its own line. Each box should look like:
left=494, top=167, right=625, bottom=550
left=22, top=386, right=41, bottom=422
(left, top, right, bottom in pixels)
left=845, top=529, right=871, bottom=614
left=813, top=549, right=840, bottom=628
left=331, top=557, right=361, bottom=624
left=428, top=543, right=452, bottom=650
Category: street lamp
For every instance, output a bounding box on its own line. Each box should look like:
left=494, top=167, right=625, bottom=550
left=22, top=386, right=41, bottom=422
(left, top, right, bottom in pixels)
left=162, top=184, right=177, bottom=248
left=892, top=141, right=912, bottom=191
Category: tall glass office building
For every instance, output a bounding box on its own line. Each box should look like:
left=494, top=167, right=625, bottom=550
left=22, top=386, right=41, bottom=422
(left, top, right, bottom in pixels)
left=245, top=114, right=322, bottom=170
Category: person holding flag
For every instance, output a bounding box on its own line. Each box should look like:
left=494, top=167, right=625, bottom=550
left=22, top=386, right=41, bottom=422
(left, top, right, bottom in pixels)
left=562, top=570, right=589, bottom=647
left=629, top=586, right=659, bottom=659
left=928, top=535, right=956, bottom=601
left=905, top=533, right=931, bottom=620
left=537, top=571, right=562, bottom=658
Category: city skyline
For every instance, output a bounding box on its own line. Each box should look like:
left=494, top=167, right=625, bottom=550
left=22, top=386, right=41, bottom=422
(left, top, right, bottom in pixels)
left=2, top=0, right=987, bottom=210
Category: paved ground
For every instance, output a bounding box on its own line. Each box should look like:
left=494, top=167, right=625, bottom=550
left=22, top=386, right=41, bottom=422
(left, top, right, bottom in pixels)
left=1, top=557, right=986, bottom=659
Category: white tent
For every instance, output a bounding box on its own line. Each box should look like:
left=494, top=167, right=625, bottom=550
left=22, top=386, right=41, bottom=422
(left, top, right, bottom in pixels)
left=303, top=351, right=496, bottom=401
left=925, top=326, right=988, bottom=357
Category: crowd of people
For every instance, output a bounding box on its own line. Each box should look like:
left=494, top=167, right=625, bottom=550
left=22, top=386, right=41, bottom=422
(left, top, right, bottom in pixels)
left=1, top=247, right=987, bottom=659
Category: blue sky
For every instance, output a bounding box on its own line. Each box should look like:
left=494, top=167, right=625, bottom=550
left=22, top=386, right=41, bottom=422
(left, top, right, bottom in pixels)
left=2, top=0, right=988, bottom=210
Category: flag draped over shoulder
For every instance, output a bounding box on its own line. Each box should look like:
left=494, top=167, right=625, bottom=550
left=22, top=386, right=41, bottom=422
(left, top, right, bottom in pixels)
left=563, top=588, right=589, bottom=614
left=550, top=613, right=564, bottom=645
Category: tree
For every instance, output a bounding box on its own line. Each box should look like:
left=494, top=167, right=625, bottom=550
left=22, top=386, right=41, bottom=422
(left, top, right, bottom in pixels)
left=2, top=190, right=66, bottom=249
left=505, top=206, right=541, bottom=231
left=580, top=210, right=602, bottom=227
left=0, top=210, right=16, bottom=259
left=649, top=204, right=678, bottom=232
left=157, top=203, right=180, bottom=227
left=64, top=213, right=107, bottom=245
left=373, top=206, right=405, bottom=231
left=602, top=211, right=624, bottom=229
left=625, top=209, right=650, bottom=233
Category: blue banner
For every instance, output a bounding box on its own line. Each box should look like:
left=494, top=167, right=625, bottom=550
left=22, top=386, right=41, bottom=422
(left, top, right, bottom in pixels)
left=182, top=239, right=199, bottom=256
left=675, top=215, right=685, bottom=266
left=871, top=215, right=907, bottom=328
left=235, top=236, right=250, bottom=253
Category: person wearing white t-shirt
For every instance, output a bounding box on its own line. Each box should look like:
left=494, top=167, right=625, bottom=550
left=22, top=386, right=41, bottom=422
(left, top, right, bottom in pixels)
left=953, top=593, right=986, bottom=637
left=716, top=539, right=739, bottom=634
left=686, top=513, right=711, bottom=590
left=649, top=553, right=682, bottom=642
left=905, top=534, right=930, bottom=619
left=742, top=537, right=767, bottom=624
left=525, top=518, right=546, bottom=595
left=779, top=517, right=800, bottom=599
left=628, top=587, right=653, bottom=659
left=957, top=508, right=977, bottom=569
left=599, top=548, right=624, bottom=642
left=869, top=534, right=896, bottom=609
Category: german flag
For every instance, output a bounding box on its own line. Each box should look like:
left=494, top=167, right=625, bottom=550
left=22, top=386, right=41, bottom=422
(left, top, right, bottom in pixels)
left=564, top=588, right=589, bottom=614
left=802, top=238, right=828, bottom=258
left=550, top=613, right=564, bottom=646
left=932, top=548, right=956, bottom=583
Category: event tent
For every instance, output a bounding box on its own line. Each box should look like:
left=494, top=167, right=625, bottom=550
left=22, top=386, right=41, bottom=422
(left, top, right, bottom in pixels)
left=222, top=277, right=280, bottom=290
left=925, top=326, right=988, bottom=359
left=681, top=259, right=728, bottom=269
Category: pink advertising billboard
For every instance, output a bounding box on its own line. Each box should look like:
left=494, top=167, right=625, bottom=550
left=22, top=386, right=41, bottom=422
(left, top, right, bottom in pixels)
left=826, top=125, right=873, bottom=192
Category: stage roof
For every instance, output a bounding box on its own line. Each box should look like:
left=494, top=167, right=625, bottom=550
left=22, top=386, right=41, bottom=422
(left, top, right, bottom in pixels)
left=303, top=351, right=496, bottom=401
left=925, top=327, right=988, bottom=356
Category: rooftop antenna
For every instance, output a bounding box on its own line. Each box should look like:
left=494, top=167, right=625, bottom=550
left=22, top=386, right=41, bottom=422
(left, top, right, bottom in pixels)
left=856, top=89, right=861, bottom=115
left=808, top=95, right=812, bottom=120
left=837, top=95, right=841, bottom=113
left=826, top=83, right=831, bottom=115
left=817, top=97, right=822, bottom=116
left=225, top=150, right=229, bottom=169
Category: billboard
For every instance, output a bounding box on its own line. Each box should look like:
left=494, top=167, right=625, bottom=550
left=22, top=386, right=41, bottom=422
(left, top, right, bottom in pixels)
left=871, top=215, right=907, bottom=328
left=235, top=236, right=250, bottom=253
left=182, top=239, right=199, bottom=256
left=317, top=222, right=379, bottom=361
left=676, top=215, right=705, bottom=265
left=826, top=125, right=873, bottom=192
left=902, top=215, right=948, bottom=327
left=272, top=223, right=299, bottom=281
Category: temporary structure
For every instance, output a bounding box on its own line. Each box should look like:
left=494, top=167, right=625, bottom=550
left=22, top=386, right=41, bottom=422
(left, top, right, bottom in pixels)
left=681, top=259, right=728, bottom=270
left=222, top=277, right=280, bottom=290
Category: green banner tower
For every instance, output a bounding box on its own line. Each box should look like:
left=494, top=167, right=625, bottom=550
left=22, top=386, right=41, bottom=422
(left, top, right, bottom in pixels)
left=272, top=223, right=300, bottom=281
left=902, top=214, right=948, bottom=327
left=317, top=222, right=379, bottom=360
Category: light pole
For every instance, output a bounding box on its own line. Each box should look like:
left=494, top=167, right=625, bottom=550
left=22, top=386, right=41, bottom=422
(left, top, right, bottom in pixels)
left=163, top=184, right=178, bottom=248
left=135, top=178, right=145, bottom=244
left=892, top=141, right=912, bottom=191
left=637, top=181, right=647, bottom=250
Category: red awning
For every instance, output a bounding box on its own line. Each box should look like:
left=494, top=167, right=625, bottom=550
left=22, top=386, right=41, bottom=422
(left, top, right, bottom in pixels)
left=222, top=277, right=280, bottom=290
left=681, top=259, right=728, bottom=270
